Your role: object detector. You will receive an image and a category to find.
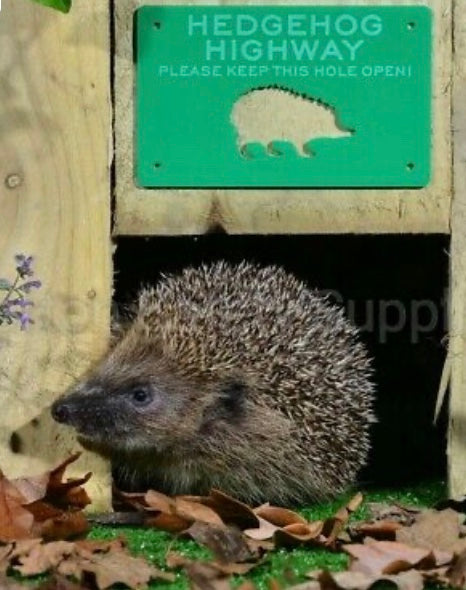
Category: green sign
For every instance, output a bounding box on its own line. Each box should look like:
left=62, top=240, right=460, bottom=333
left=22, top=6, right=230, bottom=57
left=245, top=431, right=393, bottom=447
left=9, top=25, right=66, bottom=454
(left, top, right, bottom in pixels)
left=136, top=6, right=432, bottom=188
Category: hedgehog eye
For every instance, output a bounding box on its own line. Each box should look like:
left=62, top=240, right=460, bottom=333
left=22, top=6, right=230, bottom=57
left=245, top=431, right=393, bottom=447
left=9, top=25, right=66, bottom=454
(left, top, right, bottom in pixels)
left=129, top=386, right=153, bottom=406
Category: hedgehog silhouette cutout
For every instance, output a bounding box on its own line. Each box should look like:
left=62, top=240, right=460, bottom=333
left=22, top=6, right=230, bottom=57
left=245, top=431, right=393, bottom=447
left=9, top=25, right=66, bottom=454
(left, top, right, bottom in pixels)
left=231, top=87, right=354, bottom=159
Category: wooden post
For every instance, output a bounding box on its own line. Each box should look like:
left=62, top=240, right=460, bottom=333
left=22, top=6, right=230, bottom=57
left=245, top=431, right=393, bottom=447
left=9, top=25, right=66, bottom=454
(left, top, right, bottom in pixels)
left=448, top=0, right=466, bottom=498
left=0, top=0, right=112, bottom=508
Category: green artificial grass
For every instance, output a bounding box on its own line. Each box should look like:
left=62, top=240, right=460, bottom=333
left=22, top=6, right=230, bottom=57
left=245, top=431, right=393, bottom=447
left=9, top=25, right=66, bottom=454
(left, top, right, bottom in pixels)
left=87, top=481, right=446, bottom=590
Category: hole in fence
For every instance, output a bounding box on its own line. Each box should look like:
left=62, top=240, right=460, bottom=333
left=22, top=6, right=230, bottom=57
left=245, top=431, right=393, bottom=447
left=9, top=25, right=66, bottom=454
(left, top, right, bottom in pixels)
left=114, top=234, right=449, bottom=489
left=10, top=432, right=23, bottom=454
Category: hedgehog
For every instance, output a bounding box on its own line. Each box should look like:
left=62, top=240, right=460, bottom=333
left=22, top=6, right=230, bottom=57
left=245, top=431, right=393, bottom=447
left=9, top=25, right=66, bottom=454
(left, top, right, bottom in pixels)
left=51, top=262, right=375, bottom=505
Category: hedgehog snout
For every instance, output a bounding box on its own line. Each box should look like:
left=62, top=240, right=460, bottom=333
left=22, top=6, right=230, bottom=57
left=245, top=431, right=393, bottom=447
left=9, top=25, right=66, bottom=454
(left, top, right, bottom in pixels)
left=51, top=399, right=72, bottom=424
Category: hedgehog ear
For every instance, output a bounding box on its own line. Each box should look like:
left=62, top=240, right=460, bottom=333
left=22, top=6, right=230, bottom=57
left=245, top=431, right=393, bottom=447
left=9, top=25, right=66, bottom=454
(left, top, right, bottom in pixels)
left=218, top=379, right=247, bottom=417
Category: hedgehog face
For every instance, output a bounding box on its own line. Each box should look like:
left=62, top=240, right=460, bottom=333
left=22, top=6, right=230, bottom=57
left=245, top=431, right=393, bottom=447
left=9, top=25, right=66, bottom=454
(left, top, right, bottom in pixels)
left=50, top=327, right=248, bottom=459
left=51, top=375, right=180, bottom=454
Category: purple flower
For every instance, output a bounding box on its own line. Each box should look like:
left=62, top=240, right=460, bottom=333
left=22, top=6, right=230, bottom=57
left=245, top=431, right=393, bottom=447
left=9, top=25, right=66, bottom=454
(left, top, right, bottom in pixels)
left=1, top=254, right=41, bottom=330
left=6, top=298, right=34, bottom=308
left=15, top=254, right=34, bottom=278
left=19, top=313, right=33, bottom=330
left=20, top=280, right=42, bottom=293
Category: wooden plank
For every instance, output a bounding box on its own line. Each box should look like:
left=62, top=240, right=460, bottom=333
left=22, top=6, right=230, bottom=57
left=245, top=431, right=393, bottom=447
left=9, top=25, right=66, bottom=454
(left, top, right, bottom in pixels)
left=448, top=0, right=466, bottom=499
left=0, top=0, right=112, bottom=508
left=115, top=0, right=452, bottom=235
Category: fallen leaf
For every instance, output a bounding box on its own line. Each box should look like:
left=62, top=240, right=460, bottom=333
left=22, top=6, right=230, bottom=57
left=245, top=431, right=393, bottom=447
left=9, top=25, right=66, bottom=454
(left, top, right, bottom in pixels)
left=0, top=574, right=33, bottom=589
left=65, top=550, right=173, bottom=589
left=204, top=490, right=259, bottom=529
left=0, top=474, right=34, bottom=541
left=447, top=549, right=466, bottom=588
left=244, top=516, right=279, bottom=541
left=367, top=503, right=419, bottom=526
left=350, top=520, right=402, bottom=541
left=38, top=510, right=89, bottom=541
left=74, top=537, right=126, bottom=554
left=145, top=511, right=191, bottom=532
left=175, top=497, right=225, bottom=526
left=302, top=568, right=424, bottom=590
left=144, top=489, right=174, bottom=513
left=45, top=454, right=91, bottom=510
left=0, top=544, right=13, bottom=574
left=37, top=575, right=89, bottom=590
left=14, top=541, right=75, bottom=576
left=274, top=521, right=324, bottom=547
left=323, top=493, right=364, bottom=548
left=254, top=506, right=308, bottom=528
left=166, top=552, right=231, bottom=590
left=185, top=521, right=252, bottom=563
left=396, top=509, right=466, bottom=554
left=344, top=540, right=451, bottom=576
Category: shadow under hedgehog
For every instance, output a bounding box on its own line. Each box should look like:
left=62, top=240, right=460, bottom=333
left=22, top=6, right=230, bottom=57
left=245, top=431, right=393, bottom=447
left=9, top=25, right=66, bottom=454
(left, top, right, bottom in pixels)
left=51, top=262, right=375, bottom=505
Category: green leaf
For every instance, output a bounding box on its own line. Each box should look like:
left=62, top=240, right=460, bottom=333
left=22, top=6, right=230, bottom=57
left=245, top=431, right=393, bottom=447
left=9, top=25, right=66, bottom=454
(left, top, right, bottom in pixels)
left=0, top=278, right=11, bottom=290
left=30, top=0, right=72, bottom=13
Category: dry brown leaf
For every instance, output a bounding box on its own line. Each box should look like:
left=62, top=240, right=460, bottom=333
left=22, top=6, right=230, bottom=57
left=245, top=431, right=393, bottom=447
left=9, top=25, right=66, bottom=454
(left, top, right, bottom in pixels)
left=0, top=544, right=13, bottom=575
left=166, top=552, right=232, bottom=590
left=446, top=549, right=466, bottom=588
left=14, top=541, right=75, bottom=576
left=65, top=550, right=173, bottom=589
left=274, top=521, right=324, bottom=547
left=45, top=454, right=91, bottom=510
left=367, top=503, right=419, bottom=526
left=350, top=520, right=402, bottom=541
left=186, top=521, right=253, bottom=564
left=14, top=454, right=91, bottom=512
left=146, top=511, right=191, bottom=532
left=37, top=510, right=89, bottom=541
left=302, top=568, right=424, bottom=590
left=144, top=489, right=174, bottom=513
left=244, top=516, right=279, bottom=541
left=245, top=536, right=275, bottom=555
left=323, top=493, right=364, bottom=548
left=204, top=490, right=259, bottom=529
left=37, top=574, right=89, bottom=590
left=396, top=509, right=466, bottom=554
left=175, top=497, right=225, bottom=526
left=344, top=540, right=451, bottom=576
left=0, top=474, right=35, bottom=541
left=74, top=538, right=126, bottom=555
left=0, top=455, right=91, bottom=543
left=254, top=506, right=308, bottom=528
left=0, top=574, right=33, bottom=589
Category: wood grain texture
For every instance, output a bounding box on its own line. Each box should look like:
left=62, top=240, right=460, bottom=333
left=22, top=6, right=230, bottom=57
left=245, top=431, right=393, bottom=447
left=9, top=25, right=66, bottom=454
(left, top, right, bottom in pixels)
left=448, top=0, right=466, bottom=499
left=115, top=0, right=452, bottom=235
left=0, top=0, right=112, bottom=508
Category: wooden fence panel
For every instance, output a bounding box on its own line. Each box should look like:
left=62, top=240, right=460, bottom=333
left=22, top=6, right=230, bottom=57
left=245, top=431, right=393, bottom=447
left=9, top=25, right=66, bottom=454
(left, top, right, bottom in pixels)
left=0, top=0, right=112, bottom=508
